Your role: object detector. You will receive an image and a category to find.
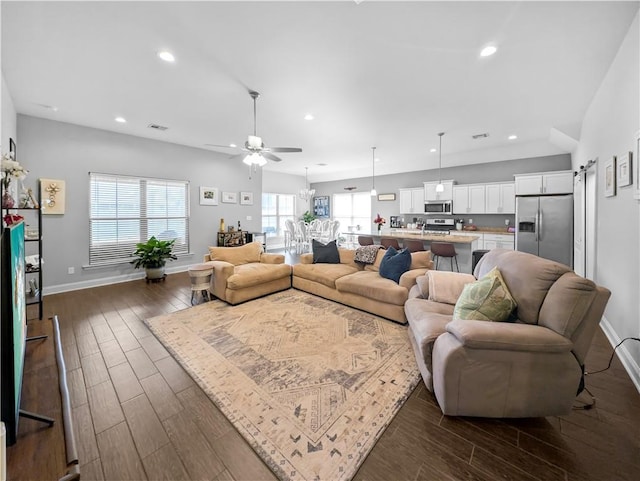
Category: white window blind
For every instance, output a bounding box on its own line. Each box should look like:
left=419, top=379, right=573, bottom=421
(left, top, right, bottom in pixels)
left=89, top=173, right=190, bottom=266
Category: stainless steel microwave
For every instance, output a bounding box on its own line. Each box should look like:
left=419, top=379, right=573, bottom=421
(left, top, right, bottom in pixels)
left=424, top=200, right=452, bottom=214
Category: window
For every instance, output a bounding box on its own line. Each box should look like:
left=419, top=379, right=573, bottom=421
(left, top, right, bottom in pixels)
left=333, top=192, right=372, bottom=234
left=89, top=173, right=189, bottom=266
left=262, top=193, right=296, bottom=238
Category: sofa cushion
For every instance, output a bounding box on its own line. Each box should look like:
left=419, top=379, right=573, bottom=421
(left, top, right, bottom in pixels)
left=208, top=242, right=262, bottom=265
left=335, top=271, right=408, bottom=306
left=312, top=239, right=340, bottom=264
left=453, top=267, right=517, bottom=322
left=293, top=263, right=359, bottom=289
left=427, top=271, right=476, bottom=305
left=227, top=262, right=292, bottom=289
left=379, top=247, right=412, bottom=283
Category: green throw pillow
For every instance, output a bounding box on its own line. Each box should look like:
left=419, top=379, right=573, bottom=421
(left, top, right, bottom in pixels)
left=453, top=267, right=517, bottom=322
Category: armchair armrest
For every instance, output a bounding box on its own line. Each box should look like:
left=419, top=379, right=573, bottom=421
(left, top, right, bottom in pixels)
left=399, top=268, right=429, bottom=290
left=209, top=260, right=235, bottom=300
left=445, top=319, right=573, bottom=353
left=260, top=253, right=285, bottom=264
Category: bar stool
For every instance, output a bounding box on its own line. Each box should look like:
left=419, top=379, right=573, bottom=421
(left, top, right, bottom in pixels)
left=380, top=238, right=401, bottom=249
left=188, top=263, right=213, bottom=305
left=358, top=236, right=374, bottom=246
left=403, top=239, right=425, bottom=252
left=430, top=242, right=459, bottom=272
left=472, top=249, right=490, bottom=272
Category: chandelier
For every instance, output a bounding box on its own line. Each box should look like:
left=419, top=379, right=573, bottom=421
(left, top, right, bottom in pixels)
left=299, top=167, right=315, bottom=201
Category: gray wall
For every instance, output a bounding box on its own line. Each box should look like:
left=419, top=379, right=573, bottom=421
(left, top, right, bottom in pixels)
left=18, top=115, right=263, bottom=293
left=311, top=154, right=571, bottom=228
left=573, top=12, right=639, bottom=389
left=1, top=73, right=17, bottom=154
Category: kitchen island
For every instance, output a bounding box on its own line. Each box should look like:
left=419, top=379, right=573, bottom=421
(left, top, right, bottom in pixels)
left=373, top=229, right=481, bottom=273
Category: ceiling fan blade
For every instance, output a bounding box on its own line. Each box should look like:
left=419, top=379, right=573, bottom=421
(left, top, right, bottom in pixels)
left=270, top=147, right=303, bottom=153
left=229, top=153, right=247, bottom=160
left=204, top=143, right=238, bottom=149
left=262, top=152, right=283, bottom=162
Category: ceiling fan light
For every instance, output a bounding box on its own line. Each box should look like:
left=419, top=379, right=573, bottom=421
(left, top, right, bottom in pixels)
left=243, top=153, right=267, bottom=166
left=247, top=135, right=262, bottom=149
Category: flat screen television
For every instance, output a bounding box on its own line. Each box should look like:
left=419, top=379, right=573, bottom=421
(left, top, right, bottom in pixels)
left=1, top=221, right=27, bottom=446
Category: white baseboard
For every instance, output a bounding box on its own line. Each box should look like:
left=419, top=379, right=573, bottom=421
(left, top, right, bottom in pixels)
left=599, top=316, right=640, bottom=394
left=42, top=265, right=190, bottom=296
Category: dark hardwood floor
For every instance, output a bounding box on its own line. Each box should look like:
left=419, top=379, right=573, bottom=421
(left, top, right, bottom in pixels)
left=7, top=254, right=640, bottom=480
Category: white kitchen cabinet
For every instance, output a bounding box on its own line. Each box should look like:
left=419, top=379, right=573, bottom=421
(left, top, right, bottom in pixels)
left=514, top=171, right=573, bottom=195
left=399, top=187, right=425, bottom=214
left=483, top=233, right=514, bottom=251
left=453, top=184, right=485, bottom=214
left=424, top=180, right=454, bottom=201
left=485, top=182, right=515, bottom=214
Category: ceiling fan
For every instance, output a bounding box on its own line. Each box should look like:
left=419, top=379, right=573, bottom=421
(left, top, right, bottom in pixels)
left=219, top=90, right=302, bottom=166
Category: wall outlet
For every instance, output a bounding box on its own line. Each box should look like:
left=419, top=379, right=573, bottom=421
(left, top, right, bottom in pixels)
left=246, top=215, right=252, bottom=221
left=505, top=219, right=510, bottom=226
left=68, top=267, right=75, bottom=275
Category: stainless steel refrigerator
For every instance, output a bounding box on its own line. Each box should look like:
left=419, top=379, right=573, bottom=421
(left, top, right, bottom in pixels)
left=515, top=195, right=573, bottom=267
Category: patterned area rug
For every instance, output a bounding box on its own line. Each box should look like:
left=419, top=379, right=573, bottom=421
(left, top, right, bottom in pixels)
left=145, top=290, right=420, bottom=481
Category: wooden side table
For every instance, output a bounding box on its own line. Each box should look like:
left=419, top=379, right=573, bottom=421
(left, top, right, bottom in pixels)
left=188, top=264, right=213, bottom=305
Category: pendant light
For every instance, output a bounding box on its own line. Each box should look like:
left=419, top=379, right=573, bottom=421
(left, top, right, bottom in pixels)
left=370, top=147, right=377, bottom=197
left=299, top=167, right=315, bottom=202
left=436, top=132, right=445, bottom=193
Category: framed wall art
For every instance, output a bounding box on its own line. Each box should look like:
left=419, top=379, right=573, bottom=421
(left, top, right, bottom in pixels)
left=222, top=191, right=237, bottom=203
left=40, top=178, right=66, bottom=214
left=603, top=156, right=616, bottom=197
left=199, top=186, right=219, bottom=205
left=240, top=191, right=253, bottom=205
left=616, top=151, right=632, bottom=188
left=313, top=195, right=330, bottom=217
left=377, top=193, right=396, bottom=201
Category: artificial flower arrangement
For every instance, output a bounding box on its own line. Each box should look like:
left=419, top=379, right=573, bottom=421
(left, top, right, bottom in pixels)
left=1, top=152, right=29, bottom=208
left=373, top=213, right=386, bottom=231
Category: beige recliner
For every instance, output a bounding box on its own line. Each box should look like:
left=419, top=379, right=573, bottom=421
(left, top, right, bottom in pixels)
left=405, top=249, right=611, bottom=418
left=204, top=242, right=292, bottom=305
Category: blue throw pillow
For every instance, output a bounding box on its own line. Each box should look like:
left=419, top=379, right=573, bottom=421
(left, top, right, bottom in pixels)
left=379, top=247, right=412, bottom=283
left=312, top=239, right=340, bottom=264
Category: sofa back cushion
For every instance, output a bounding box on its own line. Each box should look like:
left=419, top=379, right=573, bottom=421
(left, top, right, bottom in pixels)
left=208, top=241, right=262, bottom=265
left=366, top=249, right=433, bottom=272
left=475, top=249, right=571, bottom=324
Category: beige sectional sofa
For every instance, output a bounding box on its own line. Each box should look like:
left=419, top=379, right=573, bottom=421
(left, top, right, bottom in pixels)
left=293, top=247, right=434, bottom=324
left=404, top=248, right=611, bottom=417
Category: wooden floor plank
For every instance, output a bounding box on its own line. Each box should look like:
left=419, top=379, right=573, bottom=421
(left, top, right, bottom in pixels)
left=87, top=380, right=125, bottom=434
left=163, top=409, right=226, bottom=481
left=155, top=355, right=195, bottom=393
left=96, top=422, right=147, bottom=481
left=141, top=443, right=191, bottom=481
left=99, top=338, right=128, bottom=368
left=125, top=347, right=159, bottom=380
left=138, top=333, right=171, bottom=362
left=121, top=394, right=170, bottom=459
left=81, top=351, right=110, bottom=388
left=139, top=372, right=185, bottom=421
left=109, top=362, right=145, bottom=403
left=72, top=402, right=100, bottom=465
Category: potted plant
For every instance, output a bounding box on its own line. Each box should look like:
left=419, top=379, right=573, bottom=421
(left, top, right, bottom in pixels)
left=302, top=211, right=316, bottom=223
left=131, top=236, right=177, bottom=280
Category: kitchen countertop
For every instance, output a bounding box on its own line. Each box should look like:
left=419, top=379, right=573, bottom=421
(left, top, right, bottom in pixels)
left=373, top=231, right=481, bottom=244
left=390, top=227, right=515, bottom=236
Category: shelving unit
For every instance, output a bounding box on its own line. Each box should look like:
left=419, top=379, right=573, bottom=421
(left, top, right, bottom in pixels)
left=2, top=185, right=44, bottom=320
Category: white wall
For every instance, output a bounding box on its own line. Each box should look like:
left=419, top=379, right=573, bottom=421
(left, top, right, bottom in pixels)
left=1, top=72, right=17, bottom=153
left=262, top=170, right=307, bottom=218
left=573, top=12, right=640, bottom=390
left=18, top=115, right=264, bottom=294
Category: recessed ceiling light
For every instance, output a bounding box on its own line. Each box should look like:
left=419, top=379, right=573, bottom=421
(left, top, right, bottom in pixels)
left=115, top=116, right=127, bottom=123
left=508, top=134, right=518, bottom=140
left=158, top=51, right=175, bottom=63
left=430, top=148, right=437, bottom=153
left=229, top=143, right=237, bottom=148
left=480, top=45, right=497, bottom=57
left=316, top=163, right=328, bottom=166
left=304, top=114, right=315, bottom=121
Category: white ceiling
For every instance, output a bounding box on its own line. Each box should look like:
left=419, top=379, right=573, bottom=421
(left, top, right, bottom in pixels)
left=2, top=1, right=638, bottom=182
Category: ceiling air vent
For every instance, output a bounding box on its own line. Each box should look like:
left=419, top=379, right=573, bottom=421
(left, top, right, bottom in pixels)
left=472, top=133, right=489, bottom=139
left=147, top=123, right=168, bottom=131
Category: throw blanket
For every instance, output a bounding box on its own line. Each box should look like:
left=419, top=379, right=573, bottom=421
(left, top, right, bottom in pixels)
left=354, top=245, right=382, bottom=264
